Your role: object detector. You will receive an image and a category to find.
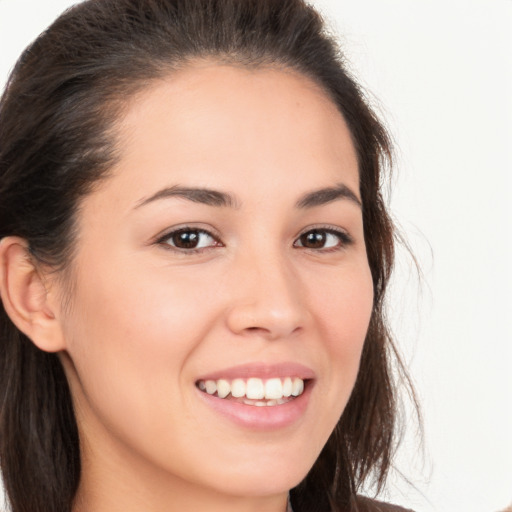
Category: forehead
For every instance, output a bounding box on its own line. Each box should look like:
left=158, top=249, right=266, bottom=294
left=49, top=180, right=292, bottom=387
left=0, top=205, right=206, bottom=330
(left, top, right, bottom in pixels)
left=102, top=63, right=360, bottom=209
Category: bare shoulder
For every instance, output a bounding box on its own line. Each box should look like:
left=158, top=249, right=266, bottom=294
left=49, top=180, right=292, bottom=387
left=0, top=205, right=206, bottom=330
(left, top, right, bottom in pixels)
left=355, top=496, right=415, bottom=512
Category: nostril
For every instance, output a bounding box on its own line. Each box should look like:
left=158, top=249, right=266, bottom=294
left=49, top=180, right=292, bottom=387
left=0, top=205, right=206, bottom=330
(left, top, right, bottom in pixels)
left=225, top=299, right=306, bottom=339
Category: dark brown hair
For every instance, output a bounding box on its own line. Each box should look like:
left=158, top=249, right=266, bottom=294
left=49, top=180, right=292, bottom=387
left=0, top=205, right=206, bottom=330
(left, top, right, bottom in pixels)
left=0, top=1, right=413, bottom=511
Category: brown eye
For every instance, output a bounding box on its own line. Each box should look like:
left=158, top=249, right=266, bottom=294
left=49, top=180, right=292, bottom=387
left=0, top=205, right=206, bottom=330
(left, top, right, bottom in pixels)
left=294, top=228, right=352, bottom=250
left=299, top=230, right=327, bottom=249
left=162, top=229, right=219, bottom=250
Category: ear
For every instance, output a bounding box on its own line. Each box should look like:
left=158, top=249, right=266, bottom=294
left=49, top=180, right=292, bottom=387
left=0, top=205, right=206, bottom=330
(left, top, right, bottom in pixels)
left=0, top=236, right=66, bottom=352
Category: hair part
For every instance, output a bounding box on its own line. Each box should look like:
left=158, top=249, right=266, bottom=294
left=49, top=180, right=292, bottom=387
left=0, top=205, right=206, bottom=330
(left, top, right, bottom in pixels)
left=0, top=1, right=416, bottom=511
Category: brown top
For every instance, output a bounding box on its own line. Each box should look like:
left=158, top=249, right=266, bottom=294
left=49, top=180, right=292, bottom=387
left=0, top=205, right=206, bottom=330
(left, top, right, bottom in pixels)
left=287, top=495, right=414, bottom=512
left=355, top=496, right=415, bottom=512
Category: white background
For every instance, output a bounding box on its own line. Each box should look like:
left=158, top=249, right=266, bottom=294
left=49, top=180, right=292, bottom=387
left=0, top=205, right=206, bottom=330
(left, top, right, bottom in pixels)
left=0, top=1, right=511, bottom=511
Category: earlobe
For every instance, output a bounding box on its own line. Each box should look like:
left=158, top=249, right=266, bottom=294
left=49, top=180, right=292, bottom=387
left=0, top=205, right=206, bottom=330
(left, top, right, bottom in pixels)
left=0, top=237, right=66, bottom=353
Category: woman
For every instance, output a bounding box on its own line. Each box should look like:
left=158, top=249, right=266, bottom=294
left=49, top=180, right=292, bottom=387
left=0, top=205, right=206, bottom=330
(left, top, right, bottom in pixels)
left=0, top=1, right=416, bottom=511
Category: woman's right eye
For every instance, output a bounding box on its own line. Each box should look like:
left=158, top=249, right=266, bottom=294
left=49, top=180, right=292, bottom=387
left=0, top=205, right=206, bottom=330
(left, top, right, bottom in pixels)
left=157, top=228, right=221, bottom=252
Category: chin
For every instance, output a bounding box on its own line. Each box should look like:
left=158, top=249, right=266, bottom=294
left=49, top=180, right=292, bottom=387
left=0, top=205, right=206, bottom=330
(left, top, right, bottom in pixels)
left=189, top=445, right=317, bottom=498
left=206, top=470, right=305, bottom=498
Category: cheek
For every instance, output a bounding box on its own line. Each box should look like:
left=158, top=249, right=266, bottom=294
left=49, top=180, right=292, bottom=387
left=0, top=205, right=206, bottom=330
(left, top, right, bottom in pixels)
left=68, top=258, right=217, bottom=354
left=60, top=261, right=221, bottom=432
left=313, top=260, right=373, bottom=353
left=307, top=260, right=374, bottom=423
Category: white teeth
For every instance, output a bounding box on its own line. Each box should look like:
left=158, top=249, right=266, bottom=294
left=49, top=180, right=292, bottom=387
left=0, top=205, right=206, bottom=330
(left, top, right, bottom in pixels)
left=231, top=378, right=246, bottom=398
left=291, top=377, right=304, bottom=396
left=282, top=377, right=293, bottom=397
left=264, top=378, right=283, bottom=399
left=246, top=378, right=265, bottom=400
left=197, top=377, right=306, bottom=402
left=242, top=397, right=287, bottom=406
left=216, top=379, right=230, bottom=399
left=205, top=380, right=217, bottom=395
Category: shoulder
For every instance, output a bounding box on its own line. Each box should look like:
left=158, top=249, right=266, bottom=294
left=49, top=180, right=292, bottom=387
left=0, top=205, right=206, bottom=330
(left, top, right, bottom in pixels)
left=355, top=496, right=415, bottom=512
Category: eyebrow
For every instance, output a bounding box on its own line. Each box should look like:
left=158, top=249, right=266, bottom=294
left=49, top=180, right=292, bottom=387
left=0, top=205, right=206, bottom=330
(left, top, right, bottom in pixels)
left=134, top=183, right=361, bottom=210
left=295, top=184, right=361, bottom=209
left=135, top=185, right=240, bottom=209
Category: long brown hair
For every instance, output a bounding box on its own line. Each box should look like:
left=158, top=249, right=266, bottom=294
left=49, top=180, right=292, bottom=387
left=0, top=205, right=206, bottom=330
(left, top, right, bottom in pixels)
left=0, top=1, right=415, bottom=511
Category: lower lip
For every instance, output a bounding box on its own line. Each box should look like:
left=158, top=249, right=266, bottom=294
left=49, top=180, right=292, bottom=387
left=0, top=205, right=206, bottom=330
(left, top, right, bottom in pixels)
left=196, top=383, right=313, bottom=430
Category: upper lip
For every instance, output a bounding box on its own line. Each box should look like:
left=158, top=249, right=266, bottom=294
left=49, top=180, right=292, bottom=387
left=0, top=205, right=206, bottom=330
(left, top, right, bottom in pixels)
left=195, top=362, right=316, bottom=382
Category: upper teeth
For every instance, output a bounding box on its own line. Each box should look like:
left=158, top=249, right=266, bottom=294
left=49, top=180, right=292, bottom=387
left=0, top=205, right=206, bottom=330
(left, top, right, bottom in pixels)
left=197, top=377, right=305, bottom=400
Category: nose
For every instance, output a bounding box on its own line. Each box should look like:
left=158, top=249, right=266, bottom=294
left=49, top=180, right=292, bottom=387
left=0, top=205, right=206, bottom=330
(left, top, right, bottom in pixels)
left=225, top=251, right=307, bottom=341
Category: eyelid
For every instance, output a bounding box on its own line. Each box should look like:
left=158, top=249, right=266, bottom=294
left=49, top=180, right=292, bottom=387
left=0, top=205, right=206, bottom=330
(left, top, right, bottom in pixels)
left=151, top=223, right=353, bottom=254
left=293, top=225, right=354, bottom=249
left=153, top=224, right=223, bottom=252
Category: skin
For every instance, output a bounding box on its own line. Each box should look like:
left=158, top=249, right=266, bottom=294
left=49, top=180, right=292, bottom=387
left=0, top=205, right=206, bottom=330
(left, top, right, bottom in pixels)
left=1, top=64, right=374, bottom=512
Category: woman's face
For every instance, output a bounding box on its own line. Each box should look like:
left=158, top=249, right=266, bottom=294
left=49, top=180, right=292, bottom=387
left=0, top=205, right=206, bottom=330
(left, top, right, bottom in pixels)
left=57, top=64, right=373, bottom=503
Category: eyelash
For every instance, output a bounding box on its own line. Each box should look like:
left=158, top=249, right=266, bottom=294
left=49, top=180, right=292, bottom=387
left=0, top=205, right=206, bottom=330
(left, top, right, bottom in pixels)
left=293, top=226, right=354, bottom=252
left=155, top=225, right=354, bottom=254
left=155, top=227, right=222, bottom=254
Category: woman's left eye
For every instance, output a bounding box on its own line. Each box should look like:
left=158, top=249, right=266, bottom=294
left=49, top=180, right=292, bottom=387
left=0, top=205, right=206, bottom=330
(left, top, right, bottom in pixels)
left=158, top=228, right=221, bottom=251
left=294, top=228, right=352, bottom=251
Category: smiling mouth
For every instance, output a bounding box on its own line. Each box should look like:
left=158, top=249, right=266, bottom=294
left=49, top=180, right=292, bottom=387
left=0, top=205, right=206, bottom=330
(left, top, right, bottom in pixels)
left=196, top=377, right=306, bottom=407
